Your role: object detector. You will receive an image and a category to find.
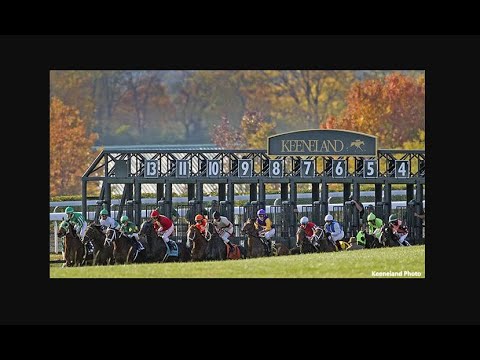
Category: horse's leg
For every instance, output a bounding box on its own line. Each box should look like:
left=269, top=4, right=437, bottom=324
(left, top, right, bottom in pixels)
left=126, top=246, right=133, bottom=264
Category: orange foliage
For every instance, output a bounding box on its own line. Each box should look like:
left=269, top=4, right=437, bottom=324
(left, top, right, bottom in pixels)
left=210, top=116, right=245, bottom=149
left=322, top=73, right=425, bottom=148
left=50, top=97, right=98, bottom=196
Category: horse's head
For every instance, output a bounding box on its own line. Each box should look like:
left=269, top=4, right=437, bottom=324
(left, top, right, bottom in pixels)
left=83, top=223, right=105, bottom=245
left=241, top=219, right=257, bottom=236
left=139, top=219, right=155, bottom=238
left=57, top=220, right=70, bottom=237
left=187, top=224, right=209, bottom=261
left=296, top=226, right=306, bottom=247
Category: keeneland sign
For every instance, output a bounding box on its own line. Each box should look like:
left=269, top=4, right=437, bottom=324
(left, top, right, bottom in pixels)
left=267, top=129, right=377, bottom=156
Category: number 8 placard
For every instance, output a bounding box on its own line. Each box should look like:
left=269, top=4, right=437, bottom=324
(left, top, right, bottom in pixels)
left=269, top=160, right=283, bottom=178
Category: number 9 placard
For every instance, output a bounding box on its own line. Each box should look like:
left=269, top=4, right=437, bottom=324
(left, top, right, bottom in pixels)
left=238, top=159, right=252, bottom=177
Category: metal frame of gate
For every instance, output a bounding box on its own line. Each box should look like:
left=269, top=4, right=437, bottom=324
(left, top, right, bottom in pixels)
left=81, top=147, right=425, bottom=244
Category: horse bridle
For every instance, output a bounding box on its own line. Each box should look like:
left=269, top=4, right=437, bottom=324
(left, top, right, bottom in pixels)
left=204, top=223, right=213, bottom=241
left=105, top=228, right=117, bottom=246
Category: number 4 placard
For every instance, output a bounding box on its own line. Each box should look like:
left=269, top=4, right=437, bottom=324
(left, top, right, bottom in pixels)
left=332, top=160, right=347, bottom=178
left=395, top=160, right=409, bottom=178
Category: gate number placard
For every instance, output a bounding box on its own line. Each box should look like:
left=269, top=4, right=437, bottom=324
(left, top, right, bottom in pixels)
left=176, top=160, right=190, bottom=178
left=144, top=160, right=159, bottom=178
left=238, top=159, right=252, bottom=177
left=395, top=160, right=409, bottom=178
left=363, top=159, right=378, bottom=179
left=269, top=160, right=283, bottom=178
left=332, top=159, right=347, bottom=178
left=301, top=160, right=315, bottom=177
left=207, top=160, right=221, bottom=178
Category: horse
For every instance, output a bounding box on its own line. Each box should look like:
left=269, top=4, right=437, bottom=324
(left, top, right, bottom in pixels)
left=241, top=218, right=269, bottom=258
left=272, top=240, right=290, bottom=256
left=380, top=225, right=402, bottom=247
left=83, top=223, right=114, bottom=265
left=187, top=222, right=245, bottom=261
left=139, top=219, right=190, bottom=262
left=57, top=221, right=84, bottom=267
left=296, top=226, right=337, bottom=253
left=357, top=229, right=384, bottom=248
left=106, top=228, right=147, bottom=264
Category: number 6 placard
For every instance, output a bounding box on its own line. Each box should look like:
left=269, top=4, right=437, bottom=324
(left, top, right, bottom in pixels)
left=238, top=159, right=252, bottom=177
left=332, top=159, right=347, bottom=178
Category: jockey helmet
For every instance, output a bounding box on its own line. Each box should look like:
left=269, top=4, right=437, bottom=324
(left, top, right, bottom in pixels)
left=367, top=213, right=376, bottom=222
left=257, top=209, right=266, bottom=217
left=388, top=214, right=398, bottom=223
left=121, top=215, right=129, bottom=223
left=212, top=211, right=221, bottom=219
left=300, top=216, right=309, bottom=225
left=325, top=214, right=334, bottom=222
left=151, top=210, right=159, bottom=218
left=366, top=204, right=374, bottom=211
left=195, top=214, right=204, bottom=221
left=100, top=209, right=108, bottom=215
left=65, top=206, right=74, bottom=214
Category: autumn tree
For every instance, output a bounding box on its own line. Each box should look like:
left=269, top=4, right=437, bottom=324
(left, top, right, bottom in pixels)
left=403, top=129, right=425, bottom=150
left=211, top=112, right=276, bottom=150
left=50, top=97, right=98, bottom=196
left=322, top=73, right=425, bottom=148
left=210, top=116, right=244, bottom=149
left=50, top=71, right=96, bottom=132
left=239, top=70, right=354, bottom=131
left=240, top=111, right=276, bottom=149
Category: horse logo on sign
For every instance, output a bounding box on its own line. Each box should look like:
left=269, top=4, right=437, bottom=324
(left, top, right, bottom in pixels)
left=350, top=139, right=365, bottom=151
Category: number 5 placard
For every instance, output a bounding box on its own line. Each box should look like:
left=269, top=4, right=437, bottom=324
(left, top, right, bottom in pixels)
left=363, top=159, right=378, bottom=179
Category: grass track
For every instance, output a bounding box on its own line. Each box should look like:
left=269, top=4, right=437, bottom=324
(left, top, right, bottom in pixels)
left=50, top=245, right=425, bottom=278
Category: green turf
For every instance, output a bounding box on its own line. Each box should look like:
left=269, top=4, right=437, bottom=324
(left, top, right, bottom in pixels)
left=50, top=245, right=425, bottom=278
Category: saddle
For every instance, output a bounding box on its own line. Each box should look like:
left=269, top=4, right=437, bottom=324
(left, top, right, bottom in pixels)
left=166, top=240, right=179, bottom=257
left=226, top=243, right=240, bottom=260
left=260, top=237, right=271, bottom=256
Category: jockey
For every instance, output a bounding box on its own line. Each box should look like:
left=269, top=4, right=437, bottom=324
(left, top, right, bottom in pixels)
left=194, top=214, right=208, bottom=235
left=255, top=209, right=275, bottom=253
left=98, top=209, right=119, bottom=232
left=324, top=214, right=345, bottom=249
left=366, top=212, right=383, bottom=241
left=65, top=206, right=87, bottom=240
left=120, top=215, right=144, bottom=251
left=212, top=211, right=235, bottom=252
left=388, top=214, right=411, bottom=246
left=150, top=209, right=175, bottom=247
left=299, top=216, right=321, bottom=247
